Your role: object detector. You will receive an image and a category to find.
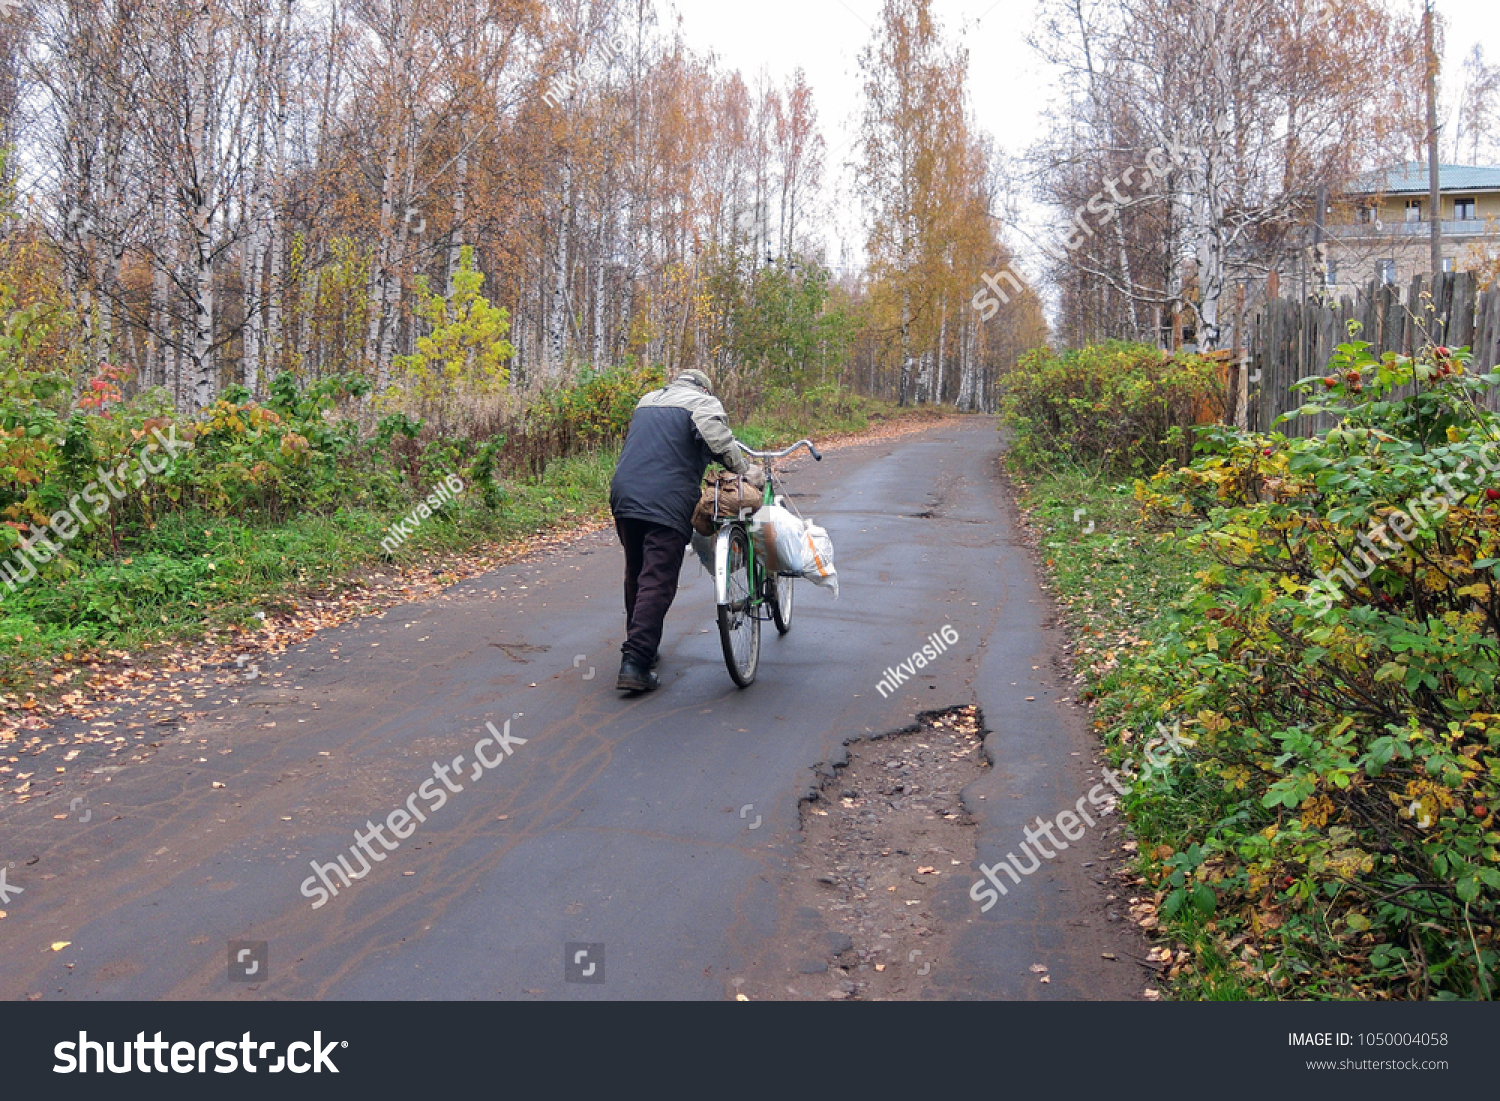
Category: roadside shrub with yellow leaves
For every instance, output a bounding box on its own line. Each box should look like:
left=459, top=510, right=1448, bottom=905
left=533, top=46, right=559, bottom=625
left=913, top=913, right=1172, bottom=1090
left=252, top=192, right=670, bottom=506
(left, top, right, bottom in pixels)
left=1001, top=341, right=1226, bottom=476
left=1117, top=338, right=1499, bottom=999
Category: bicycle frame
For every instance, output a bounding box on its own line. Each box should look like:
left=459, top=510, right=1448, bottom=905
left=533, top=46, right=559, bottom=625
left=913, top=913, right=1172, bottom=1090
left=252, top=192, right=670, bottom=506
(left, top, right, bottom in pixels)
left=711, top=439, right=821, bottom=607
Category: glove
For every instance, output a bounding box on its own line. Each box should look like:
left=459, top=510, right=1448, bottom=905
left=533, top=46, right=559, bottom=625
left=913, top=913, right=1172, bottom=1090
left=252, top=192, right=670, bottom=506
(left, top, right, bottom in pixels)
left=742, top=463, right=767, bottom=489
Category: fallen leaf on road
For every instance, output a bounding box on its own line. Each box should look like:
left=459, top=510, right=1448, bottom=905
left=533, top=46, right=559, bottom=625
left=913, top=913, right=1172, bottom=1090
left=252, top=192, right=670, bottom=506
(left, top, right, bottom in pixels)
left=736, top=994, right=749, bottom=1001
left=1029, top=964, right=1049, bottom=973
left=211, top=782, right=226, bottom=789
left=874, top=964, right=885, bottom=972
left=51, top=942, right=71, bottom=951
left=1040, top=975, right=1051, bottom=984
left=1143, top=988, right=1161, bottom=1000
left=1102, top=953, right=1118, bottom=961
left=917, top=866, right=936, bottom=875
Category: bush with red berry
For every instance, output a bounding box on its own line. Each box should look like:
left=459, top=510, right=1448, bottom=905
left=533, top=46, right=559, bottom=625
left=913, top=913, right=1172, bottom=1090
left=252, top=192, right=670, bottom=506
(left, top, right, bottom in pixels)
left=1126, top=336, right=1500, bottom=998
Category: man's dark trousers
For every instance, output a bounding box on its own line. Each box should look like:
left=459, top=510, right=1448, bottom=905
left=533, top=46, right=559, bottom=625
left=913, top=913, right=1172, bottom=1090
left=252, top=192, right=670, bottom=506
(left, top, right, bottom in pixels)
left=616, top=516, right=688, bottom=665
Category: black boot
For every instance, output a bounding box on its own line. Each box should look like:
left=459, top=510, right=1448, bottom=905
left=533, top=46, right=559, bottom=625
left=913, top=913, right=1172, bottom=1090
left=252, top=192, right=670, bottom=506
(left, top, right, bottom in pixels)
left=617, top=655, right=660, bottom=693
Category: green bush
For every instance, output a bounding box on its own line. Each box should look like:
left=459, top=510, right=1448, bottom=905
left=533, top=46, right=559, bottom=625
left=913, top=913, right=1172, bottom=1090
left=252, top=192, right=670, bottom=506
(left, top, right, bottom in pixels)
left=501, top=363, right=665, bottom=477
left=1002, top=342, right=1226, bottom=475
left=1119, top=339, right=1500, bottom=998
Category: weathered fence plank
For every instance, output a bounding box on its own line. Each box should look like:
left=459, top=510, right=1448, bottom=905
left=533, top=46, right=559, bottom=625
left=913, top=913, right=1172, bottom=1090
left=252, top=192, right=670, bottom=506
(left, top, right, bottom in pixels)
left=1248, top=273, right=1500, bottom=433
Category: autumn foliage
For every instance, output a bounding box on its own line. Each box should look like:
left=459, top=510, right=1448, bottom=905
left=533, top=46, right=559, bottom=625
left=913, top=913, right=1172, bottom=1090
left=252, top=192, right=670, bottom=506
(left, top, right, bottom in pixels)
left=1116, top=342, right=1500, bottom=998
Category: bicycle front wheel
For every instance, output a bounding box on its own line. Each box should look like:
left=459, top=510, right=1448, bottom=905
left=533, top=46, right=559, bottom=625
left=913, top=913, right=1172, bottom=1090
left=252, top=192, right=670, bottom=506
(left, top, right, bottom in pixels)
left=717, top=525, right=760, bottom=687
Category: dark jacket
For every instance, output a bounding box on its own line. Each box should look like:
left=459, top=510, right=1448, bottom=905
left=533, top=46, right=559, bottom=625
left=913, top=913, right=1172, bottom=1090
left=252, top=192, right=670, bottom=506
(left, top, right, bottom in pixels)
left=609, top=379, right=752, bottom=538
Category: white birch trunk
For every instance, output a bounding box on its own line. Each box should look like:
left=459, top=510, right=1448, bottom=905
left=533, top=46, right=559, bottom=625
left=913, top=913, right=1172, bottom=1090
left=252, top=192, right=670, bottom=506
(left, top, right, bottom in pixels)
left=187, top=1, right=217, bottom=410
left=550, top=156, right=572, bottom=377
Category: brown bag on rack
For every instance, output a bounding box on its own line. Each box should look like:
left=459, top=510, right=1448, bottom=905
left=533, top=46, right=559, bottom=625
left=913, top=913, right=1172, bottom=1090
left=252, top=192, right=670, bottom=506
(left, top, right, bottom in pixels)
left=691, top=471, right=763, bottom=536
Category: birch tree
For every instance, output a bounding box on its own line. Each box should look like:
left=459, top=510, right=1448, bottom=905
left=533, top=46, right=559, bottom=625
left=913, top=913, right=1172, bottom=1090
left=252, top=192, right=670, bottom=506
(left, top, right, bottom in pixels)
left=1034, top=0, right=1424, bottom=348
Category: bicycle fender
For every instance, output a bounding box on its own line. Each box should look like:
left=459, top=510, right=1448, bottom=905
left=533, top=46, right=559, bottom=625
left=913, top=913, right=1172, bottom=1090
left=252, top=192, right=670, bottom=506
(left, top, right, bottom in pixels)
left=714, top=526, right=737, bottom=605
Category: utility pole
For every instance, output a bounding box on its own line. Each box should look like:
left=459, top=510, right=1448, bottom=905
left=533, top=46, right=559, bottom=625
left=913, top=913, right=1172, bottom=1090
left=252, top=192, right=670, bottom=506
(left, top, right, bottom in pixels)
left=1424, top=0, right=1442, bottom=276
left=1313, top=183, right=1328, bottom=301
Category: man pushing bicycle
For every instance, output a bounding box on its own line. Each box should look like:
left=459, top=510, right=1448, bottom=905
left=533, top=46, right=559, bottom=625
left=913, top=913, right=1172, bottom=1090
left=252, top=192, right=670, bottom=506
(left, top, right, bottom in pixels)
left=608, top=369, right=764, bottom=693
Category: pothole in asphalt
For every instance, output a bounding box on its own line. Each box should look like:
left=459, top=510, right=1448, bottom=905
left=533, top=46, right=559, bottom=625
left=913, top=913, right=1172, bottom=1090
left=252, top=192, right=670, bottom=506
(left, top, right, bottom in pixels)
left=774, top=705, right=988, bottom=1001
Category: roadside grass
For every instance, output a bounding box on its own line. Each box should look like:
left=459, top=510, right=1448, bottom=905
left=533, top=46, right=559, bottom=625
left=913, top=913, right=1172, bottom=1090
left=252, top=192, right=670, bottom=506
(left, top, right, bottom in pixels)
left=0, top=400, right=921, bottom=693
left=0, top=448, right=615, bottom=689
left=736, top=392, right=905, bottom=449
left=1010, top=460, right=1262, bottom=1000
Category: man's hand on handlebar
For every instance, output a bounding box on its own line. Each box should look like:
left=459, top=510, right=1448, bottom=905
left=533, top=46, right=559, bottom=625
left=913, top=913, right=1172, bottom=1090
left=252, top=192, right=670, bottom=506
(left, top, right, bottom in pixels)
left=742, top=463, right=767, bottom=489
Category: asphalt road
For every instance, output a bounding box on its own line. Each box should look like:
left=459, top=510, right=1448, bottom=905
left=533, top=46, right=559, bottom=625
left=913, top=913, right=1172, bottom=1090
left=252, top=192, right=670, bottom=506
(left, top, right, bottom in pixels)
left=0, top=415, right=1144, bottom=1000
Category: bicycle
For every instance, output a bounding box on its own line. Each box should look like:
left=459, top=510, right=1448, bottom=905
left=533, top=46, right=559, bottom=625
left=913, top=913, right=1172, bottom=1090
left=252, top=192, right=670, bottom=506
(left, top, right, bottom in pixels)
left=710, top=438, right=822, bottom=687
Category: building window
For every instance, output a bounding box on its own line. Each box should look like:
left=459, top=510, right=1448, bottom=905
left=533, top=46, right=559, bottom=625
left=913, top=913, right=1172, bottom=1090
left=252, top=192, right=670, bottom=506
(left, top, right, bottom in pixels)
left=1405, top=200, right=1423, bottom=223
left=1355, top=203, right=1375, bottom=224
left=1324, top=261, right=1338, bottom=286
left=1454, top=197, right=1477, bottom=221
left=1442, top=257, right=1456, bottom=273
left=1377, top=259, right=1396, bottom=285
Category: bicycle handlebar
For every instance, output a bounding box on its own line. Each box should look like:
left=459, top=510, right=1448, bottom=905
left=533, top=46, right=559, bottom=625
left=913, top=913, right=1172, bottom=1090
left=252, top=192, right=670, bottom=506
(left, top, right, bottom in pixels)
left=735, top=438, right=822, bottom=462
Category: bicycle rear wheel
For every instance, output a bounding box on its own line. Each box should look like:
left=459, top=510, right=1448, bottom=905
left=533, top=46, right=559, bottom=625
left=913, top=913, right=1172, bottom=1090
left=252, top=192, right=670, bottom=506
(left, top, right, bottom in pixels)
left=771, top=572, right=794, bottom=634
left=717, top=525, right=760, bottom=687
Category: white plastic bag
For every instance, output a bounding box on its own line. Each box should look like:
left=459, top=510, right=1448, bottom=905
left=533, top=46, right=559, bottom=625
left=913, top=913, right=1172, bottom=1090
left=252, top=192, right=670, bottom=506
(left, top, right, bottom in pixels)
left=799, top=522, right=839, bottom=597
left=752, top=505, right=839, bottom=596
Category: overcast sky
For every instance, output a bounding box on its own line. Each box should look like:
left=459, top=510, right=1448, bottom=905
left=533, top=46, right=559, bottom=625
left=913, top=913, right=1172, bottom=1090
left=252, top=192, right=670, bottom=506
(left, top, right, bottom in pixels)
left=666, top=0, right=1498, bottom=278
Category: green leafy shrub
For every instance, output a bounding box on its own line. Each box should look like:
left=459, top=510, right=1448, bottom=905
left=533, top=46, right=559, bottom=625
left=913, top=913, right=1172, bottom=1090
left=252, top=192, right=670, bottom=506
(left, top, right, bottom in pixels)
left=1002, top=342, right=1226, bottom=475
left=1119, top=339, right=1500, bottom=998
left=504, top=363, right=664, bottom=476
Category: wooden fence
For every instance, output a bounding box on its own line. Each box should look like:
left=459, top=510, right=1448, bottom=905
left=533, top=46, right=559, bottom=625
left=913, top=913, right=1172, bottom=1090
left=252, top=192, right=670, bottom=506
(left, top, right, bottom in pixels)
left=1237, top=272, right=1500, bottom=435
